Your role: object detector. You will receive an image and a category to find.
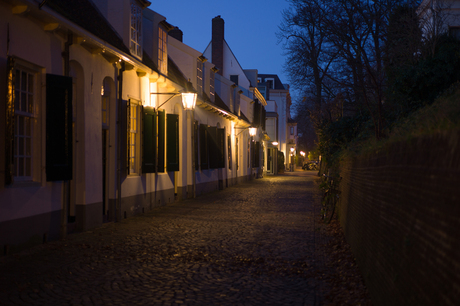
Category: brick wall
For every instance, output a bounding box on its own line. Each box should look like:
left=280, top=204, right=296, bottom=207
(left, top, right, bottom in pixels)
left=338, top=129, right=460, bottom=306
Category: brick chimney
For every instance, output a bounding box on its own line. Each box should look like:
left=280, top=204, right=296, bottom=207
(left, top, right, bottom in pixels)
left=212, top=15, right=224, bottom=76
left=169, top=27, right=183, bottom=42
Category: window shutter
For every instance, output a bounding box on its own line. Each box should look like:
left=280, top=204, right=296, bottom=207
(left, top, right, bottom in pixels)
left=218, top=128, right=225, bottom=168
left=208, top=126, right=218, bottom=169
left=253, top=101, right=261, bottom=127
left=142, top=107, right=156, bottom=173
left=262, top=107, right=266, bottom=131
left=5, top=57, right=15, bottom=185
left=46, top=74, right=73, bottom=181
left=250, top=140, right=255, bottom=168
left=126, top=99, right=131, bottom=175
left=157, top=110, right=165, bottom=172
left=199, top=124, right=209, bottom=170
left=194, top=121, right=199, bottom=171
left=227, top=135, right=232, bottom=170
left=255, top=141, right=260, bottom=168
left=166, top=114, right=179, bottom=172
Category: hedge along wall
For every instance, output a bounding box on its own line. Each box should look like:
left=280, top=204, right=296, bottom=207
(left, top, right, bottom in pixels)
left=338, top=129, right=460, bottom=306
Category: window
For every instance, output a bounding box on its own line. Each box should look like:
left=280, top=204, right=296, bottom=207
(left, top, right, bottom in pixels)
left=210, top=68, right=216, bottom=102
left=158, top=27, right=168, bottom=74
left=130, top=0, right=142, bottom=58
left=14, top=67, right=35, bottom=180
left=166, top=114, right=179, bottom=171
left=265, top=78, right=275, bottom=89
left=230, top=75, right=239, bottom=86
left=228, top=135, right=232, bottom=170
left=199, top=124, right=209, bottom=170
left=236, top=137, right=239, bottom=170
left=290, top=126, right=294, bottom=135
left=128, top=100, right=140, bottom=174
left=196, top=59, right=203, bottom=97
left=101, top=81, right=109, bottom=128
left=449, top=27, right=460, bottom=40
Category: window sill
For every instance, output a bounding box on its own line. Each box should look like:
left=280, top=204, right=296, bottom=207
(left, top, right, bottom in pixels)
left=7, top=180, right=42, bottom=188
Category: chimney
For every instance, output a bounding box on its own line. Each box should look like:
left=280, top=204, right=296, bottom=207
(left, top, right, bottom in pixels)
left=212, top=15, right=224, bottom=76
left=169, top=27, right=183, bottom=42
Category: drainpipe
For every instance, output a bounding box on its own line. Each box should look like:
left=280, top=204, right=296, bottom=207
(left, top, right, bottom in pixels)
left=60, top=31, right=73, bottom=239
left=116, top=61, right=125, bottom=222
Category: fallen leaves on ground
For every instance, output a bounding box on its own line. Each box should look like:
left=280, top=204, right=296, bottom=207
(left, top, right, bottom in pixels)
left=320, top=217, right=373, bottom=306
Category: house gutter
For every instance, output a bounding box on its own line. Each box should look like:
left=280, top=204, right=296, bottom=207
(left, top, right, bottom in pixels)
left=116, top=61, right=125, bottom=222
left=60, top=31, right=73, bottom=239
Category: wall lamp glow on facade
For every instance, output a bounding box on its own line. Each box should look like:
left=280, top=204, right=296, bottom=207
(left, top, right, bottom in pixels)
left=235, top=126, right=257, bottom=136
left=150, top=81, right=197, bottom=111
left=272, top=142, right=279, bottom=146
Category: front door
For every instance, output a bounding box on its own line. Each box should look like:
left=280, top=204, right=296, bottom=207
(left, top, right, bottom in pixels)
left=267, top=148, right=273, bottom=174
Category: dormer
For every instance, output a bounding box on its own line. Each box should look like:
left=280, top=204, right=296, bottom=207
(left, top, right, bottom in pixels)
left=91, top=0, right=150, bottom=59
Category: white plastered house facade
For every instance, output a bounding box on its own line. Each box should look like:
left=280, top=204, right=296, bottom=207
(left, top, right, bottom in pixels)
left=418, top=0, right=460, bottom=38
left=257, top=74, right=292, bottom=171
left=202, top=16, right=268, bottom=180
left=0, top=0, right=267, bottom=254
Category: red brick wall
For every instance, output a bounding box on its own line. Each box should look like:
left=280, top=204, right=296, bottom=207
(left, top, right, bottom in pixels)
left=338, top=129, right=460, bottom=306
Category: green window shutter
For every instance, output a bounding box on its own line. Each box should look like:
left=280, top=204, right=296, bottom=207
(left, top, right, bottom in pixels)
left=199, top=124, right=209, bottom=170
left=5, top=57, right=15, bottom=185
left=194, top=121, right=199, bottom=171
left=166, top=114, right=179, bottom=172
left=46, top=74, right=73, bottom=181
left=227, top=135, right=232, bottom=170
left=255, top=141, right=260, bottom=168
left=126, top=99, right=131, bottom=175
left=251, top=139, right=255, bottom=168
left=208, top=126, right=218, bottom=169
left=262, top=107, right=266, bottom=131
left=142, top=107, right=156, bottom=173
left=218, top=128, right=225, bottom=168
left=253, top=101, right=261, bottom=127
left=157, top=110, right=165, bottom=172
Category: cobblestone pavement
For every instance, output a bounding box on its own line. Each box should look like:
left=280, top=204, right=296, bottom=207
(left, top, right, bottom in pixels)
left=0, top=170, right=333, bottom=305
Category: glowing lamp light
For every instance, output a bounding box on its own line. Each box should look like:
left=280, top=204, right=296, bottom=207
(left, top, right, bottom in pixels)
left=272, top=142, right=279, bottom=146
left=181, top=92, right=197, bottom=110
left=249, top=127, right=257, bottom=137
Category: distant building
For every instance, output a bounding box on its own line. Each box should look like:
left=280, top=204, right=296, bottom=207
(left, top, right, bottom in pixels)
left=257, top=74, right=295, bottom=171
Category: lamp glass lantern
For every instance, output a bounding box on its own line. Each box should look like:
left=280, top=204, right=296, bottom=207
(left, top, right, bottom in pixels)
left=249, top=127, right=257, bottom=137
left=182, top=92, right=197, bottom=110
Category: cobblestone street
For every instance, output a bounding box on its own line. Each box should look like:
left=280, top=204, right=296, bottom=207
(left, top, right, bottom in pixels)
left=0, top=171, right=361, bottom=305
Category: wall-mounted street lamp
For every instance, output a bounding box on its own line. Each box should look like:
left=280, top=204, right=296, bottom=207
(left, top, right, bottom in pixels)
left=272, top=141, right=279, bottom=146
left=150, top=81, right=197, bottom=111
left=235, top=126, right=257, bottom=136
left=149, top=81, right=197, bottom=198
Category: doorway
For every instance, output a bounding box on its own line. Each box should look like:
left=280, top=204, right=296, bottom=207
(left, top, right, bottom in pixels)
left=102, top=129, right=109, bottom=222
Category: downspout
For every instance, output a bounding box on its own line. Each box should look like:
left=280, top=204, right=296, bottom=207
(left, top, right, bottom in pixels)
left=116, top=61, right=125, bottom=222
left=61, top=31, right=73, bottom=239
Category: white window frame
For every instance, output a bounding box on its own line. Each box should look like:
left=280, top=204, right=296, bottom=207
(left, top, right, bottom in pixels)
left=158, top=26, right=168, bottom=74
left=130, top=0, right=142, bottom=59
left=129, top=101, right=140, bottom=175
left=210, top=68, right=216, bottom=102
left=14, top=66, right=38, bottom=181
left=196, top=59, right=203, bottom=97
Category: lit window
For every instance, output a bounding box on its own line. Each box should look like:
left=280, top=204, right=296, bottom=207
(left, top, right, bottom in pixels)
left=101, top=80, right=110, bottom=128
left=210, top=69, right=215, bottom=102
left=196, top=59, right=203, bottom=97
left=130, top=0, right=142, bottom=58
left=158, top=27, right=168, bottom=74
left=129, top=101, right=140, bottom=174
left=14, top=68, right=35, bottom=180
